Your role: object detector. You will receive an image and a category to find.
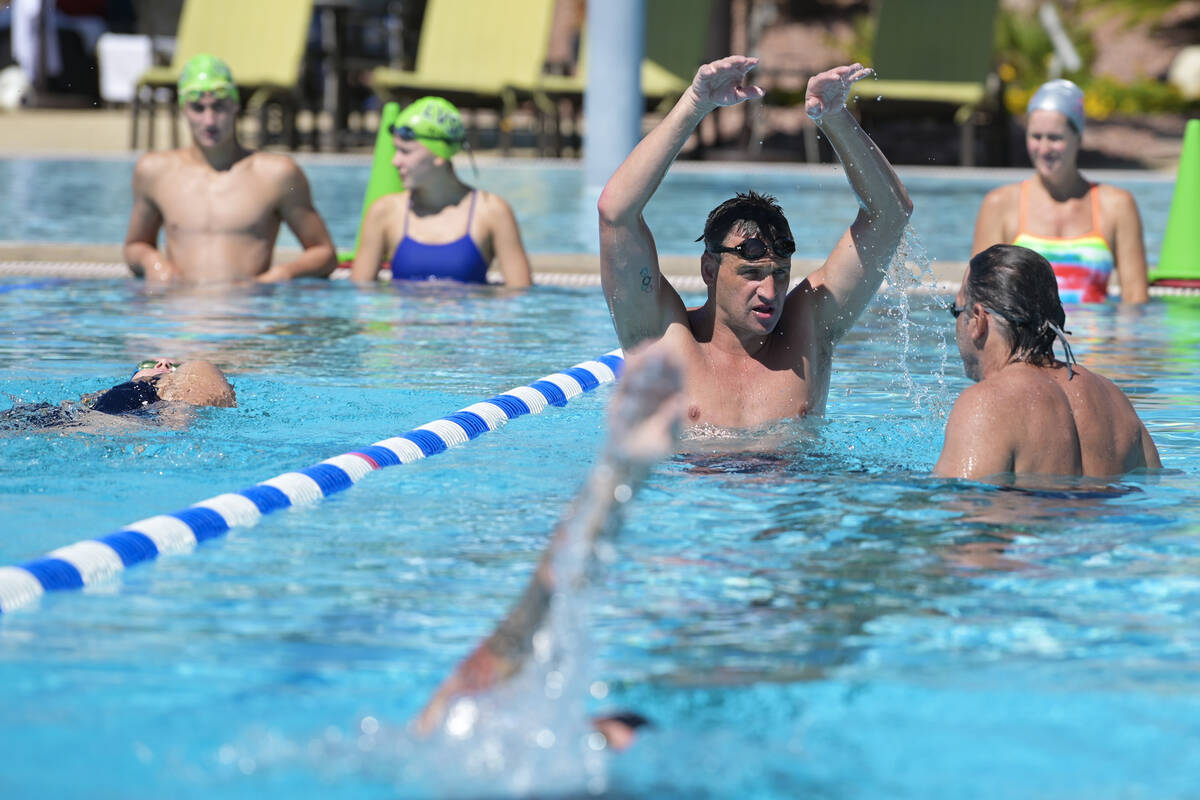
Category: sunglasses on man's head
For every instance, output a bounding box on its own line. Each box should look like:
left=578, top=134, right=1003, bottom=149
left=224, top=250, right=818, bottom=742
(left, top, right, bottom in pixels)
left=707, top=236, right=796, bottom=261
left=389, top=124, right=462, bottom=143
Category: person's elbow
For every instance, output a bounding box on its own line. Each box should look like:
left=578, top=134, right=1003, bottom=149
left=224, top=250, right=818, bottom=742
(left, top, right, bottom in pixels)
left=597, top=185, right=638, bottom=228
left=868, top=190, right=913, bottom=238
left=123, top=242, right=147, bottom=277
left=306, top=240, right=339, bottom=278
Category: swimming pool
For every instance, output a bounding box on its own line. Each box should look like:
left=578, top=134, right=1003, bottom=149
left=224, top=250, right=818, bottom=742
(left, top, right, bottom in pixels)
left=1, top=156, right=1198, bottom=798
left=0, top=155, right=1177, bottom=264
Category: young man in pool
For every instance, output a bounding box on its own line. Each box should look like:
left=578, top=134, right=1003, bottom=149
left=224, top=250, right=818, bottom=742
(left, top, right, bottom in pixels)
left=934, top=244, right=1160, bottom=481
left=123, top=54, right=337, bottom=285
left=598, top=57, right=912, bottom=429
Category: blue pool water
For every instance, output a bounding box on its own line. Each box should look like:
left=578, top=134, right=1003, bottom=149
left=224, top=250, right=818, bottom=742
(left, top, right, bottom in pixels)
left=0, top=155, right=1176, bottom=264
left=1, top=157, right=1198, bottom=798
left=1, top=275, right=1197, bottom=798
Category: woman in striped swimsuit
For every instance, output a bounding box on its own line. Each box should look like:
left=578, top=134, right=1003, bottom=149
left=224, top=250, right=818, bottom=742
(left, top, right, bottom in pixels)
left=971, top=79, right=1149, bottom=303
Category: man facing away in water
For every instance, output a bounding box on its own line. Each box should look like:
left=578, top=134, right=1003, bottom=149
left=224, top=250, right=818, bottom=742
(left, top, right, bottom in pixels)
left=597, top=56, right=913, bottom=428
left=123, top=54, right=337, bottom=285
left=934, top=244, right=1160, bottom=481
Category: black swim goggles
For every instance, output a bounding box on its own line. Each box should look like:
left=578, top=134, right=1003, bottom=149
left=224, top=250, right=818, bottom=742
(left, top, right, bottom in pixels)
left=705, top=236, right=796, bottom=261
left=388, top=124, right=463, bottom=144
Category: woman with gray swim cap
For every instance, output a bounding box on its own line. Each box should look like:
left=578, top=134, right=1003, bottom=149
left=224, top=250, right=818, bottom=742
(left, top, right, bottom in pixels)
left=971, top=79, right=1149, bottom=303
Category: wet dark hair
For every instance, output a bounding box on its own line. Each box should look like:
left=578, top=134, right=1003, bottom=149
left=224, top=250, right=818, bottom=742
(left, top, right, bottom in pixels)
left=697, top=191, right=792, bottom=253
left=965, top=244, right=1068, bottom=367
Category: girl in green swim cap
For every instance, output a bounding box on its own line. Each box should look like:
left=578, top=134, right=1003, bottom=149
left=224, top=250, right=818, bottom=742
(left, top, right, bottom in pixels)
left=349, top=97, right=532, bottom=288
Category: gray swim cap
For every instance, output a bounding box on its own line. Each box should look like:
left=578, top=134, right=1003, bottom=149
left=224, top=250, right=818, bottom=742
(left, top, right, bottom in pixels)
left=1026, top=79, right=1085, bottom=133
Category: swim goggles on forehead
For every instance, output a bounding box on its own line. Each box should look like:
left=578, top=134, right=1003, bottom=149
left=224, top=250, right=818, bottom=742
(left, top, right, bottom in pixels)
left=705, top=236, right=796, bottom=261
left=180, top=86, right=237, bottom=105
left=388, top=124, right=463, bottom=144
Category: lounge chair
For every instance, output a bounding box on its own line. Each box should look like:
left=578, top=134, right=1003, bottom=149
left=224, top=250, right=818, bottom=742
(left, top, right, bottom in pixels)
left=369, top=0, right=558, bottom=154
left=850, top=0, right=1003, bottom=166
left=514, top=0, right=715, bottom=156
left=130, top=0, right=313, bottom=150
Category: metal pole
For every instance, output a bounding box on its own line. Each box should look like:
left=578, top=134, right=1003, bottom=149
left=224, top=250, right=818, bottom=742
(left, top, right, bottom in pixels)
left=583, top=0, right=645, bottom=192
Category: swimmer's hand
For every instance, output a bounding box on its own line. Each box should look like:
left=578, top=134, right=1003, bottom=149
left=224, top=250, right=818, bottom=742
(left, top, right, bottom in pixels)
left=805, top=63, right=874, bottom=121
left=605, top=343, right=685, bottom=466
left=133, top=257, right=181, bottom=283
left=254, top=266, right=291, bottom=283
left=689, top=55, right=765, bottom=111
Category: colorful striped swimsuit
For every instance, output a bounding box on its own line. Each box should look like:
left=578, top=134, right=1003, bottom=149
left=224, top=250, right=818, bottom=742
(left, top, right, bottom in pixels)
left=1012, top=180, right=1114, bottom=303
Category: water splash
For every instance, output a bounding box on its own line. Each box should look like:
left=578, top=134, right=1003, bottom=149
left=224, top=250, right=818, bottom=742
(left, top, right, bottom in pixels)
left=213, top=494, right=616, bottom=797
left=869, top=226, right=956, bottom=455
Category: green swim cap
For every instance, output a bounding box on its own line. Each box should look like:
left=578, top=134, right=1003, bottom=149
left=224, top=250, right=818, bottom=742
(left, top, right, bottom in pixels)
left=391, top=96, right=465, bottom=160
left=177, top=54, right=240, bottom=107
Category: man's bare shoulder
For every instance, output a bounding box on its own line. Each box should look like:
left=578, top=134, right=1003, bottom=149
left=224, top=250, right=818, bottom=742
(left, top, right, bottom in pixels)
left=1055, top=363, right=1132, bottom=407
left=132, top=147, right=195, bottom=179
left=958, top=365, right=1058, bottom=416
left=243, top=150, right=306, bottom=182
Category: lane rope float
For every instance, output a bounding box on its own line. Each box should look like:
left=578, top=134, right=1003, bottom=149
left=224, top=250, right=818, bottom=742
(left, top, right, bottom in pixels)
left=0, top=349, right=625, bottom=614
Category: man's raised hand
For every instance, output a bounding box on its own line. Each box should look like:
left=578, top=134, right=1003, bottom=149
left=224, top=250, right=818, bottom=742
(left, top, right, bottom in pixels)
left=690, top=55, right=765, bottom=110
left=805, top=63, right=874, bottom=121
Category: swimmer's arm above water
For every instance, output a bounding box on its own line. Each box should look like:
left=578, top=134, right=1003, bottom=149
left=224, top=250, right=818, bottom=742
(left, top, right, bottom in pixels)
left=598, top=56, right=764, bottom=348
left=123, top=154, right=182, bottom=282
left=255, top=163, right=337, bottom=282
left=415, top=345, right=685, bottom=735
left=802, top=65, right=913, bottom=342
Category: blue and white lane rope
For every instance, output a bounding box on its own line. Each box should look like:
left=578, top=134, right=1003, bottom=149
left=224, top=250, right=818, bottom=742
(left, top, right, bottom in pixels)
left=0, top=349, right=625, bottom=614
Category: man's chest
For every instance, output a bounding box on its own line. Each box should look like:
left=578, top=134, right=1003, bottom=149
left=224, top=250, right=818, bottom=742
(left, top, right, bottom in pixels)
left=682, top=346, right=829, bottom=427
left=157, top=171, right=279, bottom=233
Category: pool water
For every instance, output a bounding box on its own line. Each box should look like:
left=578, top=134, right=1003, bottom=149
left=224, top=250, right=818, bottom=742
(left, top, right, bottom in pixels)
left=1, top=267, right=1197, bottom=798
left=0, top=156, right=1176, bottom=264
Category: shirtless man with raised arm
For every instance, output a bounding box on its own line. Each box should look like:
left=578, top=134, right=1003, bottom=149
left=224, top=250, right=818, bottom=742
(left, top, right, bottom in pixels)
left=597, top=56, right=913, bottom=429
left=934, top=244, right=1160, bottom=481
left=123, top=54, right=337, bottom=285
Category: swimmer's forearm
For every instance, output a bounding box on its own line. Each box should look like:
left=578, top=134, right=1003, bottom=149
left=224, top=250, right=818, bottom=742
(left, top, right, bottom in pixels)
left=816, top=108, right=912, bottom=224
left=484, top=450, right=645, bottom=664
left=417, top=448, right=644, bottom=733
left=598, top=92, right=711, bottom=226
left=123, top=242, right=179, bottom=281
left=258, top=244, right=337, bottom=282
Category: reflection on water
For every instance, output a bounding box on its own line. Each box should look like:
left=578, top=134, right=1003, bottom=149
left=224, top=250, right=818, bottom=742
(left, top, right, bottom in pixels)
left=0, top=278, right=1197, bottom=798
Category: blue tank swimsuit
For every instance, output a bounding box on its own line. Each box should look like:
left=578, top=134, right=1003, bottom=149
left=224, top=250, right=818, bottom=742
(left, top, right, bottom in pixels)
left=389, top=190, right=489, bottom=283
